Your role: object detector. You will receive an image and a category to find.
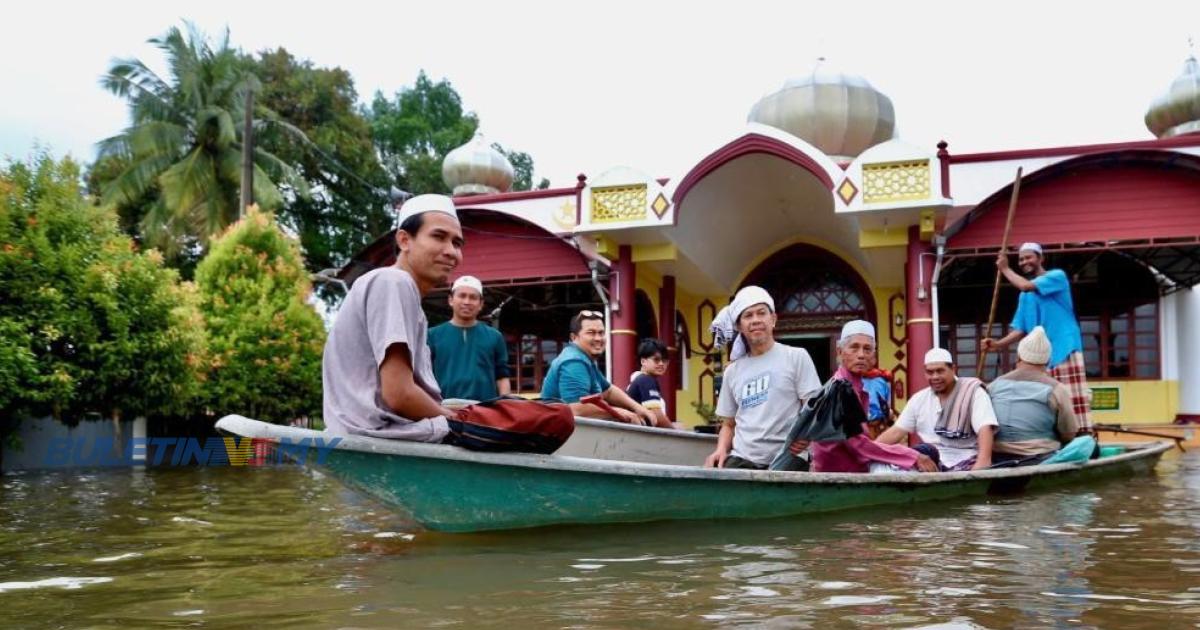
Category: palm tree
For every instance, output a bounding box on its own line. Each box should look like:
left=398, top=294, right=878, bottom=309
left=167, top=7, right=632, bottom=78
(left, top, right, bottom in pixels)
left=97, top=23, right=308, bottom=255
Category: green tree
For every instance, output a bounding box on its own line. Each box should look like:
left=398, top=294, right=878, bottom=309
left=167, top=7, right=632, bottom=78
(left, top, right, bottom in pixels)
left=94, top=23, right=308, bottom=267
left=0, top=153, right=205, bottom=436
left=368, top=71, right=479, bottom=195
left=249, top=48, right=392, bottom=276
left=493, top=144, right=550, bottom=192
left=194, top=206, right=325, bottom=423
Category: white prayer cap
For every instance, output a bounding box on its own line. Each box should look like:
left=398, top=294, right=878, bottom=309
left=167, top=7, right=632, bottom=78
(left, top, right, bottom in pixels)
left=839, top=319, right=876, bottom=343
left=1018, top=326, right=1052, bottom=364
left=398, top=193, right=458, bottom=226
left=924, top=347, right=954, bottom=366
left=451, top=275, right=483, bottom=295
left=731, top=285, right=774, bottom=320
left=1018, top=242, right=1043, bottom=255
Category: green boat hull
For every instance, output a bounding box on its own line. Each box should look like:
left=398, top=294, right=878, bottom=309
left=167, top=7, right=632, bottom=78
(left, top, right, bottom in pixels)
left=216, top=415, right=1169, bottom=533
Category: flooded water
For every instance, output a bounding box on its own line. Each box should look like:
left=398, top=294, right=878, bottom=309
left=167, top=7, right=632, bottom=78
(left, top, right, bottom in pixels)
left=2, top=452, right=1200, bottom=629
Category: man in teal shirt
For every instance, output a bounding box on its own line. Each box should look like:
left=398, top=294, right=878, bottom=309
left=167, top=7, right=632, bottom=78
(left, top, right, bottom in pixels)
left=541, top=310, right=656, bottom=426
left=428, top=275, right=511, bottom=401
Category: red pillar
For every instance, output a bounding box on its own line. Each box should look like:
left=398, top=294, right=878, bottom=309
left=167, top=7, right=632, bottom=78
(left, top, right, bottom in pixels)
left=610, top=245, right=637, bottom=389
left=906, top=226, right=935, bottom=393
left=658, top=275, right=678, bottom=420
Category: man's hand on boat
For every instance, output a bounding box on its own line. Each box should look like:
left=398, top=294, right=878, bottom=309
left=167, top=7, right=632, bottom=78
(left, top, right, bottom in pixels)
left=703, top=447, right=728, bottom=468
left=614, top=407, right=654, bottom=426
left=786, top=439, right=810, bottom=455
left=915, top=453, right=939, bottom=472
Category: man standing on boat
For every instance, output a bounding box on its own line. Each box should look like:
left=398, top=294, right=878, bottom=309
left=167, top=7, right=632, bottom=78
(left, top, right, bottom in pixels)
left=982, top=242, right=1092, bottom=433
left=875, top=348, right=998, bottom=471
left=989, top=327, right=1081, bottom=464
left=703, top=286, right=822, bottom=470
left=540, top=311, right=658, bottom=426
left=428, top=275, right=511, bottom=402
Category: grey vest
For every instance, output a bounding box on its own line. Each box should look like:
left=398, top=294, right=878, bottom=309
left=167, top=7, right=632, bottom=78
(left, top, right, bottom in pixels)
left=988, top=378, right=1058, bottom=443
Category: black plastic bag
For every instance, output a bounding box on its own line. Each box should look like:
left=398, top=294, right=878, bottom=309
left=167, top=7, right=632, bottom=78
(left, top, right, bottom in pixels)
left=769, top=378, right=866, bottom=471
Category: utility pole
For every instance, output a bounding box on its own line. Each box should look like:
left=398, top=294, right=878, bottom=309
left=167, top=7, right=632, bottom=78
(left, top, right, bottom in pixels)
left=239, top=87, right=254, bottom=217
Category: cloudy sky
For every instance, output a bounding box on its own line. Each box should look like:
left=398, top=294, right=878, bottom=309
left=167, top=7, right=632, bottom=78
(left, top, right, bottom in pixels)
left=2, top=1, right=1198, bottom=187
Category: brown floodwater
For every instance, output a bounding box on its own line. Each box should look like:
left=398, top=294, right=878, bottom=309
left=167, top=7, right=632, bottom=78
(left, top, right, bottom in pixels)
left=2, top=451, right=1199, bottom=629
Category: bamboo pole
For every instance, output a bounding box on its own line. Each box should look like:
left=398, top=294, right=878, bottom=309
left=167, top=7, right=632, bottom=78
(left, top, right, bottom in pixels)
left=977, top=167, right=1024, bottom=378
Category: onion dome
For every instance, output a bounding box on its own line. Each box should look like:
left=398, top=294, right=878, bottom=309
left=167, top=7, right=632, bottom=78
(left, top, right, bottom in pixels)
left=1145, top=56, right=1200, bottom=138
left=748, top=57, right=896, bottom=162
left=442, top=134, right=515, bottom=196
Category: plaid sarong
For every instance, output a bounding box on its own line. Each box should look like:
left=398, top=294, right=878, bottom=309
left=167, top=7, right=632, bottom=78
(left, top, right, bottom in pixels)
left=1050, top=351, right=1091, bottom=431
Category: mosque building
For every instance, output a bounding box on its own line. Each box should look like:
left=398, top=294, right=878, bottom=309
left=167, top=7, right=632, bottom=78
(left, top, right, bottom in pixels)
left=338, top=56, right=1200, bottom=428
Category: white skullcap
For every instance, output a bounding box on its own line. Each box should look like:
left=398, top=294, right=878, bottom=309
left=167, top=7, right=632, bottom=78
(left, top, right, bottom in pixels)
left=451, top=275, right=482, bottom=295
left=839, top=319, right=876, bottom=343
left=1018, top=326, right=1052, bottom=364
left=399, top=193, right=458, bottom=226
left=1018, top=242, right=1043, bottom=255
left=924, top=347, right=954, bottom=366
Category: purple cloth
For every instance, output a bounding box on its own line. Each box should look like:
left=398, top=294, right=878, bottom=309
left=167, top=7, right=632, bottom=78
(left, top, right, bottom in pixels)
left=810, top=367, right=921, bottom=473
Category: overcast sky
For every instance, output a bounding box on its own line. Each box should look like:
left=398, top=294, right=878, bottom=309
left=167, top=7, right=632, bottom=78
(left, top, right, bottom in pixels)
left=3, top=1, right=1198, bottom=187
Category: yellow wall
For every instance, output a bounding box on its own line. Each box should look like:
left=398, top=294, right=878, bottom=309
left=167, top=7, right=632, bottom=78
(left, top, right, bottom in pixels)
left=1088, top=379, right=1179, bottom=425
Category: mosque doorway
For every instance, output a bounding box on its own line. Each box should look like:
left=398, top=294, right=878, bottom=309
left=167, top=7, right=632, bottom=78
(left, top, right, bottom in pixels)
left=741, top=244, right=876, bottom=379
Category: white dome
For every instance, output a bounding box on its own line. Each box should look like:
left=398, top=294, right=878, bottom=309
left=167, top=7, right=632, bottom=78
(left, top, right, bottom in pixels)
left=442, top=134, right=514, bottom=196
left=1145, top=56, right=1200, bottom=139
left=748, top=58, right=896, bottom=161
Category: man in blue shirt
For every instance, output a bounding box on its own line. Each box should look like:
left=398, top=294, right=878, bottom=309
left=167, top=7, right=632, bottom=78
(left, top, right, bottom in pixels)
left=428, top=275, right=511, bottom=401
left=541, top=311, right=657, bottom=425
left=982, top=242, right=1092, bottom=431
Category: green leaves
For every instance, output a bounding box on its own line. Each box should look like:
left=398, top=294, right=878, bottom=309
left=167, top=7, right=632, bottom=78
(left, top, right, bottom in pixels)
left=194, top=207, right=325, bottom=424
left=0, top=153, right=205, bottom=426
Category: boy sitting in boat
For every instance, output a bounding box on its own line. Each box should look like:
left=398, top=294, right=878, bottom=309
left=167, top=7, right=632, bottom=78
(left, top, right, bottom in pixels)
left=785, top=321, right=939, bottom=473
left=703, top=286, right=822, bottom=470
left=625, top=338, right=677, bottom=429
left=321, top=194, right=572, bottom=452
left=875, top=348, right=998, bottom=471
left=989, top=327, right=1082, bottom=465
left=540, top=311, right=658, bottom=426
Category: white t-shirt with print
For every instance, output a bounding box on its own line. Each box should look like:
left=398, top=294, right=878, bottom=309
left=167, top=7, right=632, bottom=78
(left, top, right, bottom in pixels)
left=716, top=343, right=821, bottom=466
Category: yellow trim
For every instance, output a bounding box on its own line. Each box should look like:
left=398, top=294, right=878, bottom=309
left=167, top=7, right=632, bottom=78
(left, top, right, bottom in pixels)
left=859, top=229, right=909, bottom=249
left=632, top=242, right=677, bottom=263
left=919, top=209, right=936, bottom=241
left=594, top=235, right=618, bottom=258
left=611, top=329, right=638, bottom=336
left=906, top=317, right=933, bottom=324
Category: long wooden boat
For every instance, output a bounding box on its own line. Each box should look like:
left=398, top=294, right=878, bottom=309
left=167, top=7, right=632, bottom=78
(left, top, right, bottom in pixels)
left=215, top=415, right=1171, bottom=533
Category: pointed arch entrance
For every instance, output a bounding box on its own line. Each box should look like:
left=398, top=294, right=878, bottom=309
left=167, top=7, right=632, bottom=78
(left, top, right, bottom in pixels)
left=742, top=244, right=877, bottom=382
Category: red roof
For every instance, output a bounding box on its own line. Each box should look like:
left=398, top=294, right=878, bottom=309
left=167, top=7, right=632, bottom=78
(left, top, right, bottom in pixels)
left=947, top=150, right=1200, bottom=250
left=338, top=209, right=594, bottom=288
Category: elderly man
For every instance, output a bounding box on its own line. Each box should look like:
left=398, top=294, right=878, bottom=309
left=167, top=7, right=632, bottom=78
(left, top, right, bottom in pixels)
left=983, top=242, right=1091, bottom=432
left=704, top=286, right=822, bottom=470
left=876, top=348, right=998, bottom=471
left=990, top=326, right=1082, bottom=464
left=541, top=310, right=657, bottom=426
left=428, top=275, right=511, bottom=401
left=322, top=194, right=465, bottom=442
left=803, top=321, right=938, bottom=473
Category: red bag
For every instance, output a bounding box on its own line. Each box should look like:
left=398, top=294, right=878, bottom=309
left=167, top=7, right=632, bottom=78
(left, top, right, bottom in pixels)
left=448, top=399, right=575, bottom=454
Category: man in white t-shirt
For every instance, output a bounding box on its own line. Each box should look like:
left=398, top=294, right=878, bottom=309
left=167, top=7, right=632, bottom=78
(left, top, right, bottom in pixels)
left=876, top=348, right=998, bottom=471
left=703, top=286, right=822, bottom=469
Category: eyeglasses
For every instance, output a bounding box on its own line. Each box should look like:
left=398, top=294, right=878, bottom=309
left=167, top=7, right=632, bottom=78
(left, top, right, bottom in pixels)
left=578, top=310, right=604, bottom=318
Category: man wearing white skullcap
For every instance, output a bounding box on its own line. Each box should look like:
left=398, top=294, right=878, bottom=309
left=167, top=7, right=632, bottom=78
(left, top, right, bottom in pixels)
left=988, top=326, right=1082, bottom=463
left=322, top=193, right=464, bottom=442
left=428, top=275, right=512, bottom=401
left=985, top=241, right=1092, bottom=432
left=790, top=320, right=939, bottom=473
left=704, top=286, right=821, bottom=469
left=875, top=348, right=998, bottom=470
